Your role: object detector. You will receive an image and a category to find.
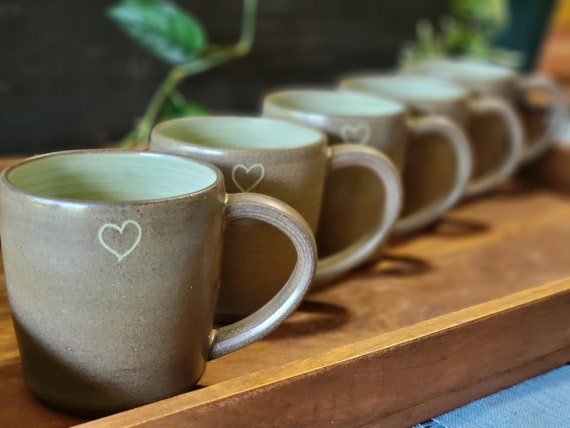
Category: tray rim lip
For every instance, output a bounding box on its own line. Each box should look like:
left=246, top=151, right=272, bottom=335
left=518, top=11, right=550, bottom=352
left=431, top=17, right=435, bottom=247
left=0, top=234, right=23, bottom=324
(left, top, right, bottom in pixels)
left=74, top=276, right=570, bottom=427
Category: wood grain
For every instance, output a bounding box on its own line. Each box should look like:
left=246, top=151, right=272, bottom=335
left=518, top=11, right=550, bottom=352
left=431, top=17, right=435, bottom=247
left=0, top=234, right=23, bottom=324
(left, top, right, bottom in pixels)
left=0, top=177, right=569, bottom=427
left=82, top=278, right=570, bottom=427
left=527, top=144, right=570, bottom=193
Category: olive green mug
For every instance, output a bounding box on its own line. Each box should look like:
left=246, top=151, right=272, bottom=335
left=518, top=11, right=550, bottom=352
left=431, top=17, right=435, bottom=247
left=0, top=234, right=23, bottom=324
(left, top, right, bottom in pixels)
left=262, top=89, right=472, bottom=260
left=410, top=58, right=567, bottom=165
left=0, top=150, right=317, bottom=415
left=151, top=116, right=401, bottom=319
left=339, top=73, right=524, bottom=198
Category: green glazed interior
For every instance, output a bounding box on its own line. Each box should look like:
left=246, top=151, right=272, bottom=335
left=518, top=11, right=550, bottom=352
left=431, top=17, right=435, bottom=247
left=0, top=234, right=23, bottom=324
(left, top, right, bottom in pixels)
left=342, top=76, right=466, bottom=101
left=268, top=89, right=404, bottom=117
left=155, top=117, right=323, bottom=149
left=419, top=60, right=514, bottom=81
left=6, top=151, right=218, bottom=201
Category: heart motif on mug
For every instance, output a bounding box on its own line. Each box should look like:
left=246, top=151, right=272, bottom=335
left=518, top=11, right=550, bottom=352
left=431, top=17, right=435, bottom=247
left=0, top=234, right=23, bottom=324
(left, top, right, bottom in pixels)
left=98, top=220, right=142, bottom=262
left=231, top=163, right=265, bottom=193
left=340, top=123, right=372, bottom=145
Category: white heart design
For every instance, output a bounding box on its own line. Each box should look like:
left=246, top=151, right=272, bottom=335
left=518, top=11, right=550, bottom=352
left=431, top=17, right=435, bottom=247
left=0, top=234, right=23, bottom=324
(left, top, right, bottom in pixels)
left=340, top=123, right=372, bottom=144
left=231, top=163, right=265, bottom=193
left=98, top=220, right=142, bottom=262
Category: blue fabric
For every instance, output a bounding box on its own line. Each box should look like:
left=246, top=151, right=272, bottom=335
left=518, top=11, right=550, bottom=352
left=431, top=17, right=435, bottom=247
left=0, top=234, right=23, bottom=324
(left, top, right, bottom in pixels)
left=417, top=364, right=570, bottom=428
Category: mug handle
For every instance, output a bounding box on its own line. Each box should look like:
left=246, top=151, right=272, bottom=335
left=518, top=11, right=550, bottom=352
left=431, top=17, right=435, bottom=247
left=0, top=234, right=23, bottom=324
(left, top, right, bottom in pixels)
left=314, top=144, right=402, bottom=284
left=208, top=193, right=317, bottom=359
left=395, top=115, right=473, bottom=236
left=516, top=74, right=568, bottom=164
left=464, top=94, right=524, bottom=198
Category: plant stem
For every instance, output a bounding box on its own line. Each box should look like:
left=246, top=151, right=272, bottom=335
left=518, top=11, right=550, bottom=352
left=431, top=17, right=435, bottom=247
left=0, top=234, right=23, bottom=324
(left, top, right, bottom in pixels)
left=169, top=88, right=188, bottom=107
left=119, top=0, right=258, bottom=149
left=238, top=0, right=257, bottom=53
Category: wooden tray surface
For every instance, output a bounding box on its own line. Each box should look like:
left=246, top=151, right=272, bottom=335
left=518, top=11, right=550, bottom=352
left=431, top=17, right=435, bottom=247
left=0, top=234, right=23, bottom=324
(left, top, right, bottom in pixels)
left=1, top=172, right=569, bottom=427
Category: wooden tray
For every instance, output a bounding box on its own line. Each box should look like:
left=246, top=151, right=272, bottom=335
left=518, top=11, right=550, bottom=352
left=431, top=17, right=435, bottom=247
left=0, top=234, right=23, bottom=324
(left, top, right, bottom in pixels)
left=527, top=142, right=570, bottom=193
left=1, top=170, right=570, bottom=427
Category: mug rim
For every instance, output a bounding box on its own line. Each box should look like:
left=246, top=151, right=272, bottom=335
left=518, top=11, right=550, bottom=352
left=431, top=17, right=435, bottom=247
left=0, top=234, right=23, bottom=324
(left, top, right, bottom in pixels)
left=338, top=72, right=468, bottom=104
left=151, top=115, right=328, bottom=153
left=263, top=87, right=406, bottom=120
left=416, top=58, right=516, bottom=84
left=1, top=149, right=225, bottom=206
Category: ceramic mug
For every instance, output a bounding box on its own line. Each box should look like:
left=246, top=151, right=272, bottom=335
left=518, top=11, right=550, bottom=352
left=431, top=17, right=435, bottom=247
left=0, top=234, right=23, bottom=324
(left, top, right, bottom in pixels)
left=339, top=73, right=524, bottom=197
left=150, top=116, right=401, bottom=318
left=262, top=89, right=472, bottom=259
left=410, top=58, right=567, bottom=164
left=0, top=150, right=317, bottom=415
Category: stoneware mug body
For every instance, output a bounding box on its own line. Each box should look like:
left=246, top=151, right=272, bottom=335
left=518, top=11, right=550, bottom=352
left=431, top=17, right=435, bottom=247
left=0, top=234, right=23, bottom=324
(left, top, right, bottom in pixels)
left=412, top=58, right=567, bottom=165
left=0, top=150, right=317, bottom=415
left=339, top=73, right=525, bottom=197
left=262, top=89, right=472, bottom=260
left=150, top=117, right=401, bottom=319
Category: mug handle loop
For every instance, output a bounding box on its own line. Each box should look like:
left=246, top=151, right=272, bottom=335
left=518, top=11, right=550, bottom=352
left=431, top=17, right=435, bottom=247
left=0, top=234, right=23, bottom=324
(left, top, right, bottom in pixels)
left=516, top=75, right=568, bottom=163
left=464, top=95, right=525, bottom=197
left=395, top=115, right=473, bottom=236
left=314, top=144, right=402, bottom=284
left=208, top=193, right=317, bottom=360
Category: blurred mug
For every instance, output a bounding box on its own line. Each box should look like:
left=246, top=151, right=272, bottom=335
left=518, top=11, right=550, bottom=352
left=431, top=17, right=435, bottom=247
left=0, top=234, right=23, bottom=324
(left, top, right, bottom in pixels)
left=0, top=150, right=317, bottom=415
left=262, top=89, right=472, bottom=260
left=151, top=116, right=401, bottom=318
left=339, top=73, right=524, bottom=197
left=410, top=58, right=567, bottom=164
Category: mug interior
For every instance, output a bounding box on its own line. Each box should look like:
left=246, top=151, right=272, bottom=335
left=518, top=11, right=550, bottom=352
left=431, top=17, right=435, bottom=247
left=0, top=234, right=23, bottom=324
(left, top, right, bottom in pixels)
left=266, top=89, right=404, bottom=117
left=418, top=60, right=514, bottom=81
left=341, top=75, right=466, bottom=102
left=5, top=151, right=218, bottom=201
left=154, top=117, right=324, bottom=149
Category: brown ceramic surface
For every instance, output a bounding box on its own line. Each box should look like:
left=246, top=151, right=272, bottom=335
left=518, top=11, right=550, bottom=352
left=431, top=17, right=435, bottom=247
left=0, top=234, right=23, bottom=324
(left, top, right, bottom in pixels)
left=339, top=73, right=525, bottom=198
left=0, top=150, right=317, bottom=415
left=262, top=89, right=472, bottom=260
left=411, top=59, right=567, bottom=164
left=150, top=117, right=401, bottom=318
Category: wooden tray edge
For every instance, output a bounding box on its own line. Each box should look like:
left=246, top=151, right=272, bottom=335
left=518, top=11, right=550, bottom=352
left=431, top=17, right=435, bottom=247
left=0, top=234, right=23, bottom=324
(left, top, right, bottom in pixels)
left=79, top=277, right=570, bottom=427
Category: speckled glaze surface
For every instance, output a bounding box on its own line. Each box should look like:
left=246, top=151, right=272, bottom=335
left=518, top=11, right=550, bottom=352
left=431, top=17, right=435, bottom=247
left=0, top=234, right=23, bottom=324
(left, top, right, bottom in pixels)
left=409, top=59, right=567, bottom=164
left=339, top=73, right=525, bottom=198
left=151, top=117, right=401, bottom=318
left=262, top=89, right=472, bottom=259
left=0, top=150, right=317, bottom=415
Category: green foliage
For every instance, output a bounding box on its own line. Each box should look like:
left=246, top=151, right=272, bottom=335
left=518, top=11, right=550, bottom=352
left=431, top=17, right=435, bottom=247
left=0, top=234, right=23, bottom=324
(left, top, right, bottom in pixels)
left=400, top=0, right=522, bottom=68
left=107, top=0, right=207, bottom=65
left=451, top=0, right=507, bottom=37
left=107, top=0, right=257, bottom=149
left=161, top=91, right=208, bottom=120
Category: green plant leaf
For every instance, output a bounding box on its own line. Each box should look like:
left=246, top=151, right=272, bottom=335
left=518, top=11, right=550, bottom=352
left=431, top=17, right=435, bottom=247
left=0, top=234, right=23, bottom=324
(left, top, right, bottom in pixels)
left=161, top=99, right=208, bottom=120
left=107, top=0, right=207, bottom=65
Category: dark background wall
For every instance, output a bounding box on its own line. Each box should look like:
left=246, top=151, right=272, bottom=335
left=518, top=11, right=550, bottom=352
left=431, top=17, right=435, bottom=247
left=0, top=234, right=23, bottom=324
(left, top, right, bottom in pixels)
left=1, top=1, right=450, bottom=155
